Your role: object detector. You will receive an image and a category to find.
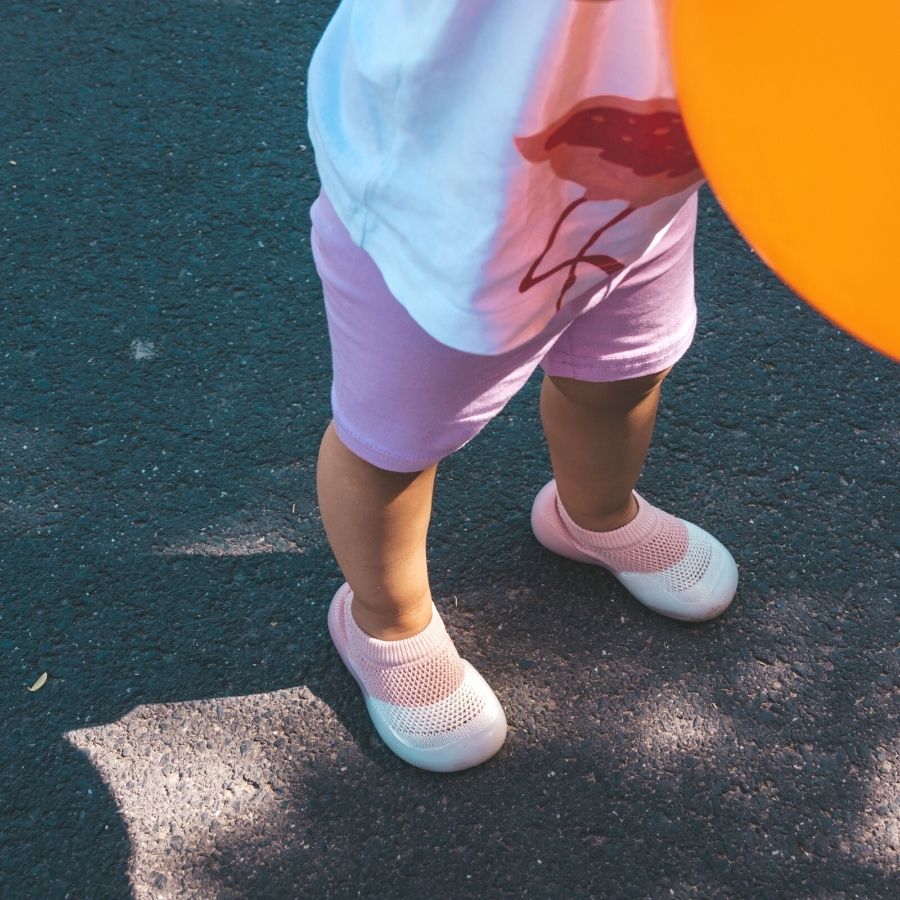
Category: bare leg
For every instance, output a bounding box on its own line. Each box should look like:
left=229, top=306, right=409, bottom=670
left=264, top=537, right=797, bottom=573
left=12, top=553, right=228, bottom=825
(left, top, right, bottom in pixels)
left=539, top=368, right=671, bottom=532
left=316, top=421, right=436, bottom=640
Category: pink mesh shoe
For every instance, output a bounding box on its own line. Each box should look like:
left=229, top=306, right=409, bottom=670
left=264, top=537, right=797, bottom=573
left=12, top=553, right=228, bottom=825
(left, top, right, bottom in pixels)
left=327, top=583, right=507, bottom=772
left=531, top=479, right=738, bottom=621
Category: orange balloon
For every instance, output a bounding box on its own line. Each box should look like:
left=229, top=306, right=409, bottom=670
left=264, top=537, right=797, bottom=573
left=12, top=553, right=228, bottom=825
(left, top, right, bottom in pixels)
left=666, top=0, right=900, bottom=361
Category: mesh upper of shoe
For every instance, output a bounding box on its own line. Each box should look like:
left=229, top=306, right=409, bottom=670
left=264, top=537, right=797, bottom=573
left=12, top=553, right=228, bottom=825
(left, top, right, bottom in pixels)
left=337, top=593, right=491, bottom=751
left=368, top=666, right=494, bottom=752
left=554, top=492, right=712, bottom=594
left=355, top=641, right=465, bottom=706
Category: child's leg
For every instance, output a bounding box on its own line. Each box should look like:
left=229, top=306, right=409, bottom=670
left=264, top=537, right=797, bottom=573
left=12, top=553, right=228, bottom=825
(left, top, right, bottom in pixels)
left=317, top=418, right=509, bottom=772
left=538, top=368, right=670, bottom=531
left=317, top=421, right=435, bottom=640
left=534, top=365, right=738, bottom=621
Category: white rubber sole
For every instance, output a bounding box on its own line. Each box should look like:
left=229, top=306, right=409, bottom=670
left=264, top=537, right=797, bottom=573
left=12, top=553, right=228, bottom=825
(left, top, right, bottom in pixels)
left=327, top=584, right=508, bottom=773
left=530, top=480, right=738, bottom=622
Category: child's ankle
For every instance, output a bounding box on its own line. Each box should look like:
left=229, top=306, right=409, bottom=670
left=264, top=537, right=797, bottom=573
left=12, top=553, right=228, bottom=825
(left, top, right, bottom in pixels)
left=350, top=590, right=434, bottom=641
left=560, top=492, right=639, bottom=533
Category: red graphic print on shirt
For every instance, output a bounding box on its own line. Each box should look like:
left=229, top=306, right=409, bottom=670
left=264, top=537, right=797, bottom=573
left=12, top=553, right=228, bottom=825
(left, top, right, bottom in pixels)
left=516, top=95, right=703, bottom=310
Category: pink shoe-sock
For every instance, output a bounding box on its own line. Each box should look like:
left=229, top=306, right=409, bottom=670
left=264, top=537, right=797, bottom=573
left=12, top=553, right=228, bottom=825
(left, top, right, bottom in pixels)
left=531, top=480, right=738, bottom=621
left=327, top=583, right=507, bottom=772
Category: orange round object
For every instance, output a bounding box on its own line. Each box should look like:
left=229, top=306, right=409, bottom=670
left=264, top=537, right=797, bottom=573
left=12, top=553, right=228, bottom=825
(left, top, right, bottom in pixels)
left=666, top=0, right=900, bottom=361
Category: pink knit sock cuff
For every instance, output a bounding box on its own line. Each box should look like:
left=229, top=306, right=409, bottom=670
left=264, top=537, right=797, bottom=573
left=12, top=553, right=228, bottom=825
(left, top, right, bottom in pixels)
left=344, top=595, right=451, bottom=667
left=342, top=592, right=467, bottom=708
left=555, top=489, right=693, bottom=576
left=556, top=491, right=662, bottom=551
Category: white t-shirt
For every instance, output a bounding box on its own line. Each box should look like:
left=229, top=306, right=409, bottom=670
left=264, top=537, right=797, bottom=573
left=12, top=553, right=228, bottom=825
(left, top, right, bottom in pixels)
left=307, top=0, right=705, bottom=355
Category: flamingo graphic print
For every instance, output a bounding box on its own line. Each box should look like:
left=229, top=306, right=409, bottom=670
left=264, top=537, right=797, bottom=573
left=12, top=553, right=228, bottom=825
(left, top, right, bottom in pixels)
left=516, top=95, right=703, bottom=311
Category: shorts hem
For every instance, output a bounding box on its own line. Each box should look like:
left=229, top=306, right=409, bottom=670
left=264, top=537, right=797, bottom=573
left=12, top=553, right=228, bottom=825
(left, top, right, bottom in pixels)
left=540, top=312, right=696, bottom=383
left=332, top=415, right=463, bottom=473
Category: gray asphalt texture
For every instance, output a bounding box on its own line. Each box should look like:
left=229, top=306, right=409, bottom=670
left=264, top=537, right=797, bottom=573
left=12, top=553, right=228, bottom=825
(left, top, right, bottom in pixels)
left=2, top=2, right=898, bottom=898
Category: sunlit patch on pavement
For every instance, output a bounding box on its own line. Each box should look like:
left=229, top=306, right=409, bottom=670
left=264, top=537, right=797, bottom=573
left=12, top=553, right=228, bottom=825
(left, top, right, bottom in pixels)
left=155, top=529, right=307, bottom=556
left=627, top=690, right=728, bottom=761
left=844, top=735, right=900, bottom=871
left=64, top=686, right=342, bottom=898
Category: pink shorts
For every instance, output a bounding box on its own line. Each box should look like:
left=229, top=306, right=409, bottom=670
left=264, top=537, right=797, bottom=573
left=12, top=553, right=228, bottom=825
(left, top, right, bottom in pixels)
left=310, top=189, right=698, bottom=472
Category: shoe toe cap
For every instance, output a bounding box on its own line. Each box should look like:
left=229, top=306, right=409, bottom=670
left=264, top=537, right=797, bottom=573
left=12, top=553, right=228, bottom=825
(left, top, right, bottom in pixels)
left=366, top=661, right=507, bottom=772
left=617, top=524, right=739, bottom=622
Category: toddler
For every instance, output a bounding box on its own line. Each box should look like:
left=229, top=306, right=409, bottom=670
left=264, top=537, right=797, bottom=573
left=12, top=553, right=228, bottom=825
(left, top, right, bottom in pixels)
left=307, top=0, right=738, bottom=772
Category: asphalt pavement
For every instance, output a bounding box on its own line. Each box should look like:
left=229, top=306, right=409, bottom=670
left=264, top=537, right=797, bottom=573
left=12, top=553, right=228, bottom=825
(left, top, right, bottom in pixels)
left=2, top=1, right=898, bottom=898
